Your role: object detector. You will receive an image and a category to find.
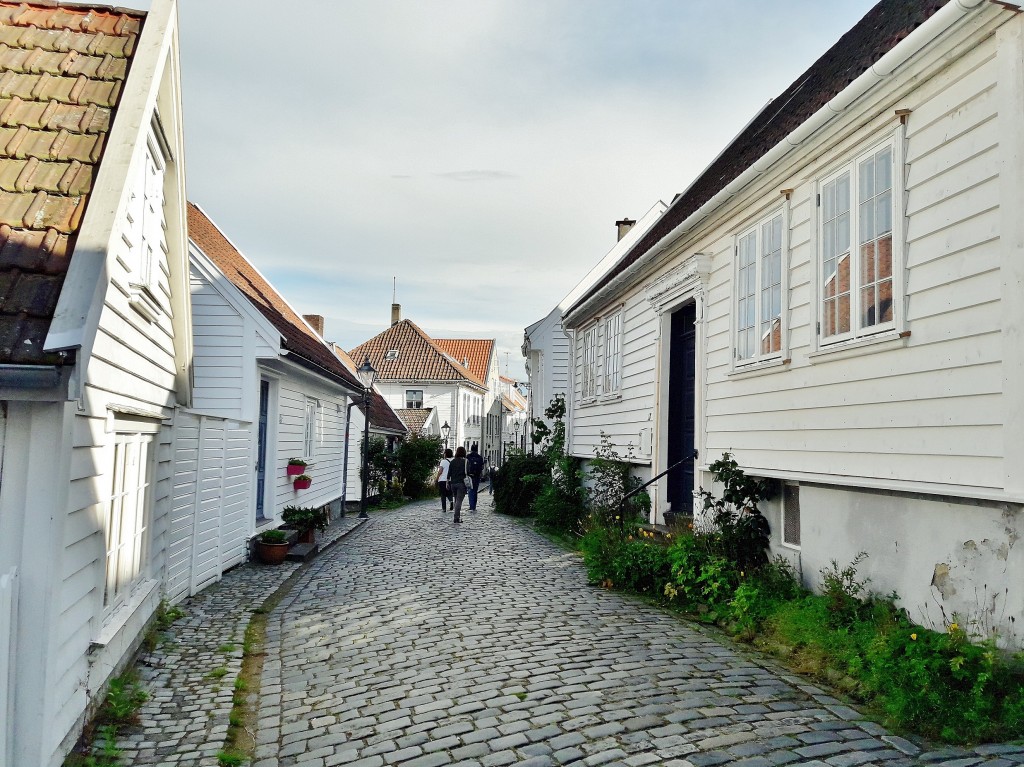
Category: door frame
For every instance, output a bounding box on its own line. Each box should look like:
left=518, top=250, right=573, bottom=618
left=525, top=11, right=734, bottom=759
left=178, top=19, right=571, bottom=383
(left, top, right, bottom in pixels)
left=647, top=254, right=712, bottom=523
left=253, top=373, right=280, bottom=526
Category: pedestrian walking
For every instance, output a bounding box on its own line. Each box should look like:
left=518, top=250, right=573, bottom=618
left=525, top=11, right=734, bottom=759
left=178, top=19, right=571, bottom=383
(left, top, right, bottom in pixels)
left=488, top=464, right=497, bottom=495
left=436, top=448, right=453, bottom=512
left=447, top=446, right=470, bottom=523
left=466, top=444, right=484, bottom=510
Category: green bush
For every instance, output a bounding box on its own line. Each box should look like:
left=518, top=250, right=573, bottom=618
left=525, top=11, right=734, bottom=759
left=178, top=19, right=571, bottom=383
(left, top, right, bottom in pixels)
left=493, top=452, right=548, bottom=516
left=611, top=538, right=671, bottom=595
left=396, top=433, right=444, bottom=498
left=579, top=525, right=620, bottom=584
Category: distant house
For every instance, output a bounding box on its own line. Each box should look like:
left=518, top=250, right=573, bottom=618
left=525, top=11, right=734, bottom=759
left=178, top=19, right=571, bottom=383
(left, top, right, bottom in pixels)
left=350, top=307, right=489, bottom=454
left=561, top=0, right=1024, bottom=645
left=0, top=3, right=190, bottom=763
left=433, top=336, right=499, bottom=457
left=395, top=406, right=440, bottom=437
left=332, top=344, right=407, bottom=505
left=184, top=203, right=366, bottom=559
left=523, top=204, right=666, bottom=441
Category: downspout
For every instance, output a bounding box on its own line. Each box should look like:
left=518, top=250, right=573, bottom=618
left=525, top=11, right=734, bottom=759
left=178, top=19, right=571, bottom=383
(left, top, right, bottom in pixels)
left=563, top=0, right=990, bottom=327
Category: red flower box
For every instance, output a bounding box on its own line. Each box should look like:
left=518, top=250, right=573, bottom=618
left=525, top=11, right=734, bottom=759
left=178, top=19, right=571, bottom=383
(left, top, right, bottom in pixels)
left=293, top=477, right=312, bottom=490
left=287, top=463, right=306, bottom=476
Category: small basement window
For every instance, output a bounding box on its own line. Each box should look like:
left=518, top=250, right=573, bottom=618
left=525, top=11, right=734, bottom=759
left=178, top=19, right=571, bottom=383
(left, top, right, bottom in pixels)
left=782, top=483, right=801, bottom=548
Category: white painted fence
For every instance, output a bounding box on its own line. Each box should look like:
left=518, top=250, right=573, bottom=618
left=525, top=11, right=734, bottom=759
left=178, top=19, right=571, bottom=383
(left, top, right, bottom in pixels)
left=168, top=412, right=252, bottom=603
left=0, top=567, right=17, bottom=767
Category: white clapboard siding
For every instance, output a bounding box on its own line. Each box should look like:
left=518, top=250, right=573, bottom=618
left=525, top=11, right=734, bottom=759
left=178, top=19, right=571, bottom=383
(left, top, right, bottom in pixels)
left=0, top=567, right=16, bottom=767
left=695, top=27, right=1005, bottom=492
left=168, top=411, right=253, bottom=603
left=190, top=268, right=246, bottom=419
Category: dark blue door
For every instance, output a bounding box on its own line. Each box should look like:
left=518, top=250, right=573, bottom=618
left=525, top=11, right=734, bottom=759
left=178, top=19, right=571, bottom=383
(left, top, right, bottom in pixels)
left=256, top=380, right=269, bottom=520
left=667, top=303, right=696, bottom=512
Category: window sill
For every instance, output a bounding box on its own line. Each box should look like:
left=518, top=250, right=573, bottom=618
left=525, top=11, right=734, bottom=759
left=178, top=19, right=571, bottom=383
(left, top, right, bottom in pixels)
left=809, top=329, right=909, bottom=363
left=91, top=578, right=160, bottom=649
left=600, top=392, right=622, bottom=402
left=728, top=357, right=790, bottom=379
left=579, top=397, right=599, bottom=408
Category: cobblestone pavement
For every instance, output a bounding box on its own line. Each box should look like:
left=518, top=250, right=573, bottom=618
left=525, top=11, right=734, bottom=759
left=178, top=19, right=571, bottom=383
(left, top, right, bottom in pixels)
left=116, top=515, right=366, bottom=766
left=252, top=496, right=1024, bottom=767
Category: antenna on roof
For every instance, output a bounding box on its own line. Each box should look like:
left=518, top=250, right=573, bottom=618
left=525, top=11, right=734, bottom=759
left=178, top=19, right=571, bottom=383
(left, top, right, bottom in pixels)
left=390, top=277, right=401, bottom=326
left=392, top=277, right=396, bottom=303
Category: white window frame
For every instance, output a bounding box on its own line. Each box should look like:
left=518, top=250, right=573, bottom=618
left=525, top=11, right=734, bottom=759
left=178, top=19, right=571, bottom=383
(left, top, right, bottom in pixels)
left=103, top=430, right=156, bottom=616
left=733, top=208, right=787, bottom=367
left=406, top=389, right=423, bottom=409
left=303, top=398, right=318, bottom=459
left=580, top=322, right=599, bottom=402
left=125, top=130, right=168, bottom=322
left=603, top=309, right=623, bottom=397
left=816, top=135, right=902, bottom=347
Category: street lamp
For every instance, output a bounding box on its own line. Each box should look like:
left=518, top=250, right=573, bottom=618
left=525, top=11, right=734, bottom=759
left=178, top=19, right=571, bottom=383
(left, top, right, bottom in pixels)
left=441, top=421, right=451, bottom=448
left=512, top=419, right=521, bottom=453
left=356, top=356, right=378, bottom=519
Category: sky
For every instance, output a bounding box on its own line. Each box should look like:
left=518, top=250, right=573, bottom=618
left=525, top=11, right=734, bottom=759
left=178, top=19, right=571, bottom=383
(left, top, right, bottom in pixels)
left=167, top=0, right=879, bottom=380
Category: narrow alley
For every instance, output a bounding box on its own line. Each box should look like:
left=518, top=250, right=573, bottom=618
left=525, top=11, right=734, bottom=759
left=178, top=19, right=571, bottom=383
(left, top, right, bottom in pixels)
left=126, top=498, right=1024, bottom=767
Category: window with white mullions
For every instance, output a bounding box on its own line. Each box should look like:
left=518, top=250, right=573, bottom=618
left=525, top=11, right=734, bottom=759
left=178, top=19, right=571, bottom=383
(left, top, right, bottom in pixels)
left=735, top=211, right=784, bottom=363
left=406, top=389, right=423, bottom=409
left=304, top=399, right=317, bottom=459
left=104, top=432, right=153, bottom=612
left=603, top=311, right=622, bottom=395
left=581, top=324, right=598, bottom=400
left=820, top=142, right=895, bottom=341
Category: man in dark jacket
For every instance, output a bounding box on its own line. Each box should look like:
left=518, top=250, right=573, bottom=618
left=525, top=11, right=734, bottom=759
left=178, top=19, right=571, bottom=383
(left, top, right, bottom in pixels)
left=467, top=444, right=484, bottom=510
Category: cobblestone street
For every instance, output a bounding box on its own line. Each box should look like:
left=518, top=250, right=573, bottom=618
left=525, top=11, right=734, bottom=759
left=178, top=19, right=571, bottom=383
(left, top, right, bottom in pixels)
left=246, top=495, right=1024, bottom=767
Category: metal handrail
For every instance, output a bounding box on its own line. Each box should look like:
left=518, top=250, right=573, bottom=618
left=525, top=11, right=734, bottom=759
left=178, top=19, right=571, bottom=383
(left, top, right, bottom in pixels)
left=618, top=448, right=699, bottom=519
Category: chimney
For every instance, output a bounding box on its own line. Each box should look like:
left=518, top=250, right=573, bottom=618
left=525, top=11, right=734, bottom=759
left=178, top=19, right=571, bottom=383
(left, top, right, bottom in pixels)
left=391, top=303, right=401, bottom=326
left=303, top=314, right=325, bottom=336
left=616, top=217, right=636, bottom=241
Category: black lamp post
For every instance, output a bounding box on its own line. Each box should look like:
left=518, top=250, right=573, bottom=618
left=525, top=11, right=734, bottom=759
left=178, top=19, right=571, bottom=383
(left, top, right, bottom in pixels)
left=513, top=419, right=521, bottom=453
left=441, top=421, right=451, bottom=448
left=356, top=356, right=378, bottom=519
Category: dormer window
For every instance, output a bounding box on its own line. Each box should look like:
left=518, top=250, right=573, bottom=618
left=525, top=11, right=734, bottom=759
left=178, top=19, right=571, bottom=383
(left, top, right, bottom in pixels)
left=385, top=349, right=399, bottom=361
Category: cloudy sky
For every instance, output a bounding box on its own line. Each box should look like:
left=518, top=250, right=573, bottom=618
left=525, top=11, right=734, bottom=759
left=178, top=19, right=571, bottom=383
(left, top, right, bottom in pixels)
left=170, top=0, right=878, bottom=379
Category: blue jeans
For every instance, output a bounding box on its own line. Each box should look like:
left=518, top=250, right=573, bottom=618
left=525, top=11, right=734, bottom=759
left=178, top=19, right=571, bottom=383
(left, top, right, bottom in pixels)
left=468, top=474, right=480, bottom=509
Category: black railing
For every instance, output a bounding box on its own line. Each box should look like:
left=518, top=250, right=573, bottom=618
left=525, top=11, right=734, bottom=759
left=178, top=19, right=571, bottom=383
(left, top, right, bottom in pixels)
left=618, top=449, right=699, bottom=521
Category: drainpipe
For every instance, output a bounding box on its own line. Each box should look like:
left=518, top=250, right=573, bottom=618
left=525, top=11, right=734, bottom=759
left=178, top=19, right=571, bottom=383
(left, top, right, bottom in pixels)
left=564, top=0, right=991, bottom=326
left=341, top=399, right=359, bottom=510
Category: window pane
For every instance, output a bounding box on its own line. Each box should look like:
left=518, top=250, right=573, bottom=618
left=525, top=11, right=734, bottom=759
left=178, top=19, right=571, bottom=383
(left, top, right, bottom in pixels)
left=877, top=190, right=892, bottom=235
left=838, top=293, right=851, bottom=334
left=876, top=147, right=892, bottom=191
left=859, top=156, right=874, bottom=199
left=837, top=212, right=850, bottom=254
left=836, top=174, right=850, bottom=214
left=859, top=199, right=874, bottom=243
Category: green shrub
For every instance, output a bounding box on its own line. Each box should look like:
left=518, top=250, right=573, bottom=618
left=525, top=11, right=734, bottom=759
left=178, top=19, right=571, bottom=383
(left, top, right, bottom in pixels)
left=396, top=433, right=444, bottom=497
left=611, top=538, right=672, bottom=595
left=493, top=452, right=548, bottom=516
left=579, top=525, right=620, bottom=584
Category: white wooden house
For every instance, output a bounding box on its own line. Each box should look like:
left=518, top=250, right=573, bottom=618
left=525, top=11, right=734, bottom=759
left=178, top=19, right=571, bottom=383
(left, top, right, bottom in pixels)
left=562, top=0, right=1024, bottom=646
left=182, top=204, right=368, bottom=560
left=0, top=2, right=190, bottom=763
left=523, top=203, right=666, bottom=442
left=350, top=310, right=490, bottom=454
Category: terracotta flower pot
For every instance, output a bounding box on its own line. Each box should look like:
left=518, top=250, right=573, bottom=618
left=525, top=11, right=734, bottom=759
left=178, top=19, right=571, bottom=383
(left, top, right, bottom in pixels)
left=293, top=477, right=312, bottom=490
left=287, top=464, right=305, bottom=476
left=256, top=540, right=289, bottom=565
left=298, top=529, right=316, bottom=544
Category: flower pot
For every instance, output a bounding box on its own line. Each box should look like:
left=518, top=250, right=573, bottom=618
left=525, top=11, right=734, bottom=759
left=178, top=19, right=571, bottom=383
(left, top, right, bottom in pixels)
left=293, top=478, right=312, bottom=490
left=256, top=540, right=289, bottom=565
left=287, top=464, right=305, bottom=476
left=298, top=529, right=315, bottom=544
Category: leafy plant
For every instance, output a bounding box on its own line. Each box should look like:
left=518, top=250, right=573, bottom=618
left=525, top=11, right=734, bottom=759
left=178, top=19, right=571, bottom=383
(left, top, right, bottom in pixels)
left=587, top=434, right=647, bottom=529
left=820, top=551, right=871, bottom=626
left=493, top=451, right=548, bottom=516
left=287, top=458, right=308, bottom=467
left=103, top=672, right=148, bottom=724
left=281, top=505, right=329, bottom=534
left=696, top=452, right=773, bottom=570
left=258, top=529, right=287, bottom=544
left=395, top=433, right=444, bottom=497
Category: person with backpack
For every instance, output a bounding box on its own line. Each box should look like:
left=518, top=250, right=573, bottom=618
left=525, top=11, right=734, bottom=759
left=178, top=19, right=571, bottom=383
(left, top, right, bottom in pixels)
left=466, top=444, right=484, bottom=510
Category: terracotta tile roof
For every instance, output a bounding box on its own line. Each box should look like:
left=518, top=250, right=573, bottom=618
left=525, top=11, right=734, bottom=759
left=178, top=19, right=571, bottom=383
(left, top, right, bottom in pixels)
left=433, top=338, right=494, bottom=384
left=350, top=319, right=486, bottom=389
left=569, top=0, right=946, bottom=314
left=187, top=202, right=363, bottom=392
left=363, top=388, right=406, bottom=434
left=396, top=407, right=432, bottom=435
left=330, top=341, right=407, bottom=434
left=0, top=1, right=143, bottom=364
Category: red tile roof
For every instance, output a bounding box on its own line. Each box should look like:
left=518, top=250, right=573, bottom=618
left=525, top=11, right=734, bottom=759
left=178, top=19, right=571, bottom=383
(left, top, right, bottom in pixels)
left=0, top=1, right=144, bottom=364
left=187, top=202, right=363, bottom=392
left=569, top=0, right=946, bottom=314
left=395, top=407, right=432, bottom=435
left=350, top=319, right=486, bottom=389
left=433, top=338, right=494, bottom=385
left=330, top=341, right=407, bottom=434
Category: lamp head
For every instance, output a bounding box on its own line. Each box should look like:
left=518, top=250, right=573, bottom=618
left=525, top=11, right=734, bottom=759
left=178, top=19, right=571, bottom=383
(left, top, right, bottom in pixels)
left=441, top=421, right=451, bottom=439
left=356, top=356, right=378, bottom=390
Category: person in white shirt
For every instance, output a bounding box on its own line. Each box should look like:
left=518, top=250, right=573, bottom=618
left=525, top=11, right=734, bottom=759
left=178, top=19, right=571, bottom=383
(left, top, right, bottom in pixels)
left=436, top=448, right=453, bottom=512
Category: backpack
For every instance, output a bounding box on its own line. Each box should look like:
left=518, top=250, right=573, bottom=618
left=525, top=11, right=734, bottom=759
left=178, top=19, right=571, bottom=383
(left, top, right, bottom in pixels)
left=467, top=452, right=484, bottom=476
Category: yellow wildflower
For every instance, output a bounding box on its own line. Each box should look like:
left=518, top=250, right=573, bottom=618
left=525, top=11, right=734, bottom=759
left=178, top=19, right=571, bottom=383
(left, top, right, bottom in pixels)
left=950, top=622, right=959, bottom=632
left=910, top=633, right=917, bottom=641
